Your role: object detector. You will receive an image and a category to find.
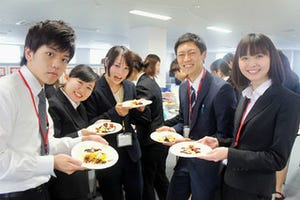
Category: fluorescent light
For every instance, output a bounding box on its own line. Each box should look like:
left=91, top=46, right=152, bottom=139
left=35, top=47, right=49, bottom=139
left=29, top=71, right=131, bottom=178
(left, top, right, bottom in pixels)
left=206, top=26, right=232, bottom=33
left=129, top=10, right=171, bottom=21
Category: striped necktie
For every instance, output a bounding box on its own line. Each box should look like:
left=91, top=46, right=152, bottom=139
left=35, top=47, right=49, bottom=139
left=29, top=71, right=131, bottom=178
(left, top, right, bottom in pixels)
left=190, top=86, right=196, bottom=107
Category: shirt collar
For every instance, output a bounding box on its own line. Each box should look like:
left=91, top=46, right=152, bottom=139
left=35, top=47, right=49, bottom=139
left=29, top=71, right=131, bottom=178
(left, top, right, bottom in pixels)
left=20, top=66, right=44, bottom=96
left=60, top=88, right=80, bottom=109
left=189, top=69, right=204, bottom=90
left=242, top=79, right=272, bottom=101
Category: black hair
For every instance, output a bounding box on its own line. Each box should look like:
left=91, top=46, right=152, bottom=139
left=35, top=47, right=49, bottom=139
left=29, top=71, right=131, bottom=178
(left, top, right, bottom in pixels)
left=223, top=53, right=234, bottom=64
left=169, top=59, right=180, bottom=75
left=131, top=52, right=145, bottom=72
left=211, top=59, right=230, bottom=76
left=174, top=33, right=207, bottom=54
left=232, top=33, right=284, bottom=91
left=20, top=20, right=76, bottom=66
left=69, top=64, right=99, bottom=82
left=105, top=46, right=133, bottom=79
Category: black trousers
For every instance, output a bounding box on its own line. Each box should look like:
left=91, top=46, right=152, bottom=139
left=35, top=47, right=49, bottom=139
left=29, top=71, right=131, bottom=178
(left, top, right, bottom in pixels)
left=222, top=183, right=272, bottom=200
left=0, top=184, right=50, bottom=200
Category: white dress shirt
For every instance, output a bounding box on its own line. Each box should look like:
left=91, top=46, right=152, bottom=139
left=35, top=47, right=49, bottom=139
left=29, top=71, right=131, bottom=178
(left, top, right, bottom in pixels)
left=0, top=66, right=81, bottom=193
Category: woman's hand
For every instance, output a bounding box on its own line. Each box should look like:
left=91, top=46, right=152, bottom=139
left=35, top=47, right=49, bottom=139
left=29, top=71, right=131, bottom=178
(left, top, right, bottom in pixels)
left=115, top=103, right=129, bottom=116
left=197, top=136, right=219, bottom=149
left=81, top=135, right=108, bottom=145
left=197, top=147, right=228, bottom=162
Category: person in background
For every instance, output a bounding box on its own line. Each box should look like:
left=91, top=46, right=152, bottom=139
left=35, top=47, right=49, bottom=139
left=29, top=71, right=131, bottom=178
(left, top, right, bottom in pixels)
left=131, top=53, right=169, bottom=200
left=212, top=58, right=231, bottom=81
left=83, top=46, right=148, bottom=200
left=157, top=32, right=237, bottom=200
left=169, top=58, right=187, bottom=85
left=0, top=20, right=106, bottom=200
left=223, top=52, right=234, bottom=69
left=274, top=50, right=300, bottom=200
left=47, top=64, right=100, bottom=200
left=199, top=33, right=300, bottom=200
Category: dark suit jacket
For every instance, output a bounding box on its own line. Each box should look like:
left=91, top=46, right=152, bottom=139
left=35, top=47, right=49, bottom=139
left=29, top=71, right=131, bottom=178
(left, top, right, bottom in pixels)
left=83, top=76, right=149, bottom=162
left=219, top=85, right=300, bottom=196
left=173, top=71, right=237, bottom=192
left=135, top=73, right=164, bottom=146
left=47, top=89, right=90, bottom=199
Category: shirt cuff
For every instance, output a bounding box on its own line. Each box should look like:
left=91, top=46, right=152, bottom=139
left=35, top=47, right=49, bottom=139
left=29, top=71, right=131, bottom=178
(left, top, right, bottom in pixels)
left=77, top=130, right=82, bottom=137
left=36, top=155, right=55, bottom=176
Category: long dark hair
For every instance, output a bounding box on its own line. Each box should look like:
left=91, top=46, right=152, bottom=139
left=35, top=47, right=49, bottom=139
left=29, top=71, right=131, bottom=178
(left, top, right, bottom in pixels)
left=231, top=33, right=284, bottom=91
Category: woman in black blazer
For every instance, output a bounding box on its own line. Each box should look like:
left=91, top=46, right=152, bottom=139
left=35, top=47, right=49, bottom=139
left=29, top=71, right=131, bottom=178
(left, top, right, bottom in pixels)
left=199, top=33, right=300, bottom=200
left=129, top=53, right=169, bottom=200
left=47, top=64, right=101, bottom=200
left=83, top=46, right=149, bottom=200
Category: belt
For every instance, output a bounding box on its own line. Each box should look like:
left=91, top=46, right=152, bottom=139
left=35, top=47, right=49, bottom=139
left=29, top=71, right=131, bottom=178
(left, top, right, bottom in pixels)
left=0, top=184, right=45, bottom=198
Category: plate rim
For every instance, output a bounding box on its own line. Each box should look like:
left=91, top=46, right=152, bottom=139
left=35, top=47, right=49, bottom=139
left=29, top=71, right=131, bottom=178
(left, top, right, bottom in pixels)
left=121, top=99, right=152, bottom=108
left=169, top=141, right=212, bottom=158
left=71, top=141, right=119, bottom=169
left=87, top=122, right=122, bottom=135
left=150, top=131, right=184, bottom=143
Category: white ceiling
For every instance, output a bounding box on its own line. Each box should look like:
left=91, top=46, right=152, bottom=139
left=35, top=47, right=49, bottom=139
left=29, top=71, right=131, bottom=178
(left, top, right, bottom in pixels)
left=0, top=0, right=300, bottom=53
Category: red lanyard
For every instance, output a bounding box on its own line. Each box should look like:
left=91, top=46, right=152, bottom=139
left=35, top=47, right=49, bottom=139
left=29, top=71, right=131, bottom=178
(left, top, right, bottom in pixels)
left=234, top=99, right=250, bottom=147
left=18, top=70, right=49, bottom=152
left=187, top=69, right=206, bottom=119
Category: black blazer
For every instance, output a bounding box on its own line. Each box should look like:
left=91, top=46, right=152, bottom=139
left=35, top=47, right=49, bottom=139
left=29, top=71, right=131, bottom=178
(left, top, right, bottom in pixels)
left=135, top=73, right=164, bottom=146
left=47, top=89, right=90, bottom=199
left=173, top=71, right=237, bottom=189
left=83, top=76, right=149, bottom=162
left=219, top=85, right=300, bottom=196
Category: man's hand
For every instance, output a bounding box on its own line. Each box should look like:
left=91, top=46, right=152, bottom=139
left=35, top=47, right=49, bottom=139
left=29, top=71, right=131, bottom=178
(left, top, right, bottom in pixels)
left=197, top=136, right=219, bottom=149
left=197, top=147, right=228, bottom=162
left=156, top=126, right=175, bottom=133
left=54, top=154, right=86, bottom=175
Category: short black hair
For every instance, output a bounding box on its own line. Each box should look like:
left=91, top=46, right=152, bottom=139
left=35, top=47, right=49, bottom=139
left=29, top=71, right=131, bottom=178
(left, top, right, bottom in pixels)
left=20, top=20, right=76, bottom=66
left=69, top=64, right=99, bottom=82
left=174, top=33, right=207, bottom=54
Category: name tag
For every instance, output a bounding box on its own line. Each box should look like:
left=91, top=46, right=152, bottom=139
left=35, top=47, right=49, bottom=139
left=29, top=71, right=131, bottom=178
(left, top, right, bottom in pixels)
left=117, top=132, right=132, bottom=147
left=183, top=126, right=190, bottom=138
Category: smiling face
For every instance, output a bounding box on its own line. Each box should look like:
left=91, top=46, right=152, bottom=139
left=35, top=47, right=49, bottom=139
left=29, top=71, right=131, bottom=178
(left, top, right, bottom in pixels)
left=25, top=45, right=70, bottom=85
left=105, top=55, right=129, bottom=86
left=238, top=50, right=270, bottom=89
left=176, top=41, right=206, bottom=82
left=63, top=77, right=96, bottom=103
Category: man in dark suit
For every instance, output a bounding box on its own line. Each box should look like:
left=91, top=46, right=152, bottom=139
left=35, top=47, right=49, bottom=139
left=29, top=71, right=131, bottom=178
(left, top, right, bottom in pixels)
left=158, top=33, right=237, bottom=200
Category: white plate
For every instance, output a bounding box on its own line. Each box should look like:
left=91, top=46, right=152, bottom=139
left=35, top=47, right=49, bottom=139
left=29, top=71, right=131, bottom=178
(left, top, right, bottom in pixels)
left=169, top=141, right=212, bottom=158
left=150, top=131, right=184, bottom=143
left=71, top=141, right=118, bottom=169
left=121, top=99, right=152, bottom=108
left=87, top=122, right=122, bottom=135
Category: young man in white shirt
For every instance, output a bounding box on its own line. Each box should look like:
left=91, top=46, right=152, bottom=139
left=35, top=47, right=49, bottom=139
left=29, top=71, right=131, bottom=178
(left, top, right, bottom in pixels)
left=0, top=20, right=107, bottom=200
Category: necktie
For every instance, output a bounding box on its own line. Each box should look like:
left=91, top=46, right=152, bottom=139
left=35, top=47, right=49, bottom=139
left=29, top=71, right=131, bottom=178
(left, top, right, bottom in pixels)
left=190, top=86, right=196, bottom=107
left=38, top=89, right=48, bottom=155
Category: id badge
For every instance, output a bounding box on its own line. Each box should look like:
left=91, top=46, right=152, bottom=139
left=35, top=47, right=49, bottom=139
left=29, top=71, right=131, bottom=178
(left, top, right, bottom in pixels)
left=117, top=132, right=132, bottom=147
left=183, top=125, right=190, bottom=138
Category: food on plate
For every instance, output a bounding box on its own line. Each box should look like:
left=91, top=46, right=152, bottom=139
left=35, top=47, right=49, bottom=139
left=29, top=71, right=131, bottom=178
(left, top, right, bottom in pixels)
left=157, top=135, right=176, bottom=143
left=180, top=144, right=201, bottom=155
left=95, top=122, right=116, bottom=134
left=83, top=147, right=109, bottom=164
left=131, top=99, right=143, bottom=106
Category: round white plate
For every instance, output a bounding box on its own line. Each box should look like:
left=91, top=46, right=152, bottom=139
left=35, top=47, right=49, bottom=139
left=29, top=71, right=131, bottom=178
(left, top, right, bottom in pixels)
left=150, top=131, right=184, bottom=143
left=71, top=141, right=118, bottom=169
left=121, top=99, right=152, bottom=108
left=169, top=141, right=212, bottom=158
left=87, top=122, right=122, bottom=135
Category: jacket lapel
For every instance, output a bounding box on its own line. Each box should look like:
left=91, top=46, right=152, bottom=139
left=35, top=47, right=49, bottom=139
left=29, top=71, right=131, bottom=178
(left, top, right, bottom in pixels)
left=99, top=76, right=117, bottom=106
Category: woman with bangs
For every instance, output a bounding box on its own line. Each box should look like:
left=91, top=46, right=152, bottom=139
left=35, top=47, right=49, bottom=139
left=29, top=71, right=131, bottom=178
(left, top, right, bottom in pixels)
left=198, top=33, right=300, bottom=200
left=83, top=46, right=148, bottom=200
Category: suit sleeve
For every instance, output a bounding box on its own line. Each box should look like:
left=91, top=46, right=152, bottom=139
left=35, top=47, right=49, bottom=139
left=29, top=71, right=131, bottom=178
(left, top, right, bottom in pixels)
left=213, top=83, right=237, bottom=138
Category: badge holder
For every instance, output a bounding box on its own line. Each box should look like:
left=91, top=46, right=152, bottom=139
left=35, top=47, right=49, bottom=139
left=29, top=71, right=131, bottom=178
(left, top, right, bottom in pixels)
left=117, top=120, right=132, bottom=147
